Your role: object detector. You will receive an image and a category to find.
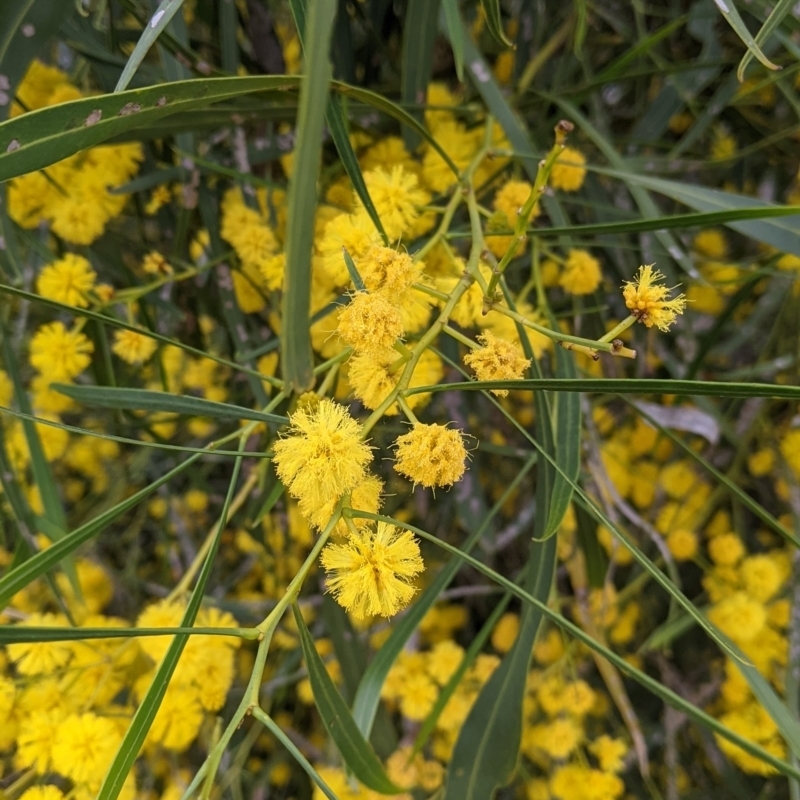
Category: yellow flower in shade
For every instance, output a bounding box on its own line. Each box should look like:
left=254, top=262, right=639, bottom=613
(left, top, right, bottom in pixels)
left=549, top=146, right=587, bottom=192
left=141, top=250, right=173, bottom=275
left=394, top=423, right=468, bottom=488
left=29, top=321, right=94, bottom=381
left=272, top=398, right=373, bottom=508
left=359, top=165, right=430, bottom=241
left=36, top=253, right=97, bottom=307
left=337, top=292, right=405, bottom=356
left=19, top=788, right=66, bottom=800
left=780, top=429, right=800, bottom=478
left=112, top=328, right=158, bottom=364
left=666, top=528, right=698, bottom=561
left=464, top=331, right=530, bottom=395
left=490, top=612, right=519, bottom=653
left=320, top=521, right=424, bottom=618
left=51, top=712, right=121, bottom=785
left=560, top=248, right=602, bottom=295
left=693, top=229, right=728, bottom=260
left=550, top=764, right=625, bottom=800
left=7, top=613, right=72, bottom=675
left=622, top=265, right=688, bottom=331
left=589, top=735, right=628, bottom=773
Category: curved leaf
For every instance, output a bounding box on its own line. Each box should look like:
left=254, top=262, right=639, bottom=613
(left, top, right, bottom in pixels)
left=292, top=605, right=402, bottom=794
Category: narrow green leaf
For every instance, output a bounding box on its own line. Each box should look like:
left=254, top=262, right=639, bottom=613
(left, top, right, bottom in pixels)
left=343, top=249, right=366, bottom=291
left=115, top=0, right=186, bottom=92
left=444, top=539, right=556, bottom=800
left=1, top=327, right=67, bottom=534
left=51, top=384, right=287, bottom=425
left=608, top=171, right=800, bottom=258
left=441, top=0, right=465, bottom=81
left=405, top=378, right=800, bottom=400
left=325, top=98, right=389, bottom=243
left=291, top=604, right=402, bottom=794
left=0, top=404, right=268, bottom=458
left=0, top=453, right=201, bottom=609
left=541, top=338, right=581, bottom=539
left=356, top=513, right=800, bottom=782
left=252, top=708, right=338, bottom=800
left=281, top=0, right=337, bottom=392
left=480, top=0, right=513, bottom=47
left=350, top=454, right=537, bottom=739
left=713, top=0, right=780, bottom=75
left=288, top=0, right=389, bottom=244
left=0, top=75, right=301, bottom=182
left=218, top=0, right=239, bottom=74
left=737, top=0, right=793, bottom=80
left=401, top=0, right=441, bottom=149
left=0, top=626, right=258, bottom=643
left=528, top=205, right=800, bottom=238
left=97, top=452, right=244, bottom=800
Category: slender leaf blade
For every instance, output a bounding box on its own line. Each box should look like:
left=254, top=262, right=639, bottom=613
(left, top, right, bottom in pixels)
left=480, top=0, right=512, bottom=46
left=292, top=605, right=402, bottom=794
left=737, top=0, right=794, bottom=79
left=713, top=0, right=780, bottom=74
left=281, top=0, right=336, bottom=391
left=51, top=384, right=287, bottom=425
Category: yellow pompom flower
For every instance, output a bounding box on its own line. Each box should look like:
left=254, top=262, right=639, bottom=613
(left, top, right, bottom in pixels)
left=337, top=292, right=405, bottom=356
left=112, top=329, right=158, bottom=364
left=780, top=429, right=800, bottom=479
left=36, top=253, right=97, bottom=308
left=549, top=146, right=587, bottom=192
left=29, top=321, right=94, bottom=382
left=357, top=245, right=419, bottom=295
left=320, top=521, right=424, bottom=618
left=560, top=248, right=602, bottom=295
left=272, top=398, right=373, bottom=508
left=300, top=473, right=384, bottom=535
left=666, top=528, right=698, bottom=561
left=589, top=735, right=628, bottom=773
left=141, top=250, right=172, bottom=275
left=359, top=165, right=430, bottom=241
left=318, top=211, right=382, bottom=287
left=622, top=264, right=688, bottom=331
left=51, top=713, right=121, bottom=785
left=394, top=423, right=468, bottom=488
left=19, top=788, right=65, bottom=800
left=7, top=613, right=72, bottom=675
left=464, top=332, right=530, bottom=395
left=16, top=711, right=63, bottom=773
left=485, top=179, right=537, bottom=258
left=693, top=229, right=728, bottom=260
left=708, top=591, right=766, bottom=645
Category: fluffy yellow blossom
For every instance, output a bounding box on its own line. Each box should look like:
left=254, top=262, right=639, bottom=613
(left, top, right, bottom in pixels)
left=666, top=528, right=698, bottom=561
left=708, top=532, right=745, bottom=566
left=589, top=735, right=628, bottom=773
left=7, top=613, right=72, bottom=675
left=491, top=612, right=519, bottom=653
left=693, top=229, right=728, bottom=260
left=16, top=711, right=63, bottom=773
left=273, top=399, right=373, bottom=508
left=359, top=165, right=430, bottom=241
left=141, top=250, right=172, bottom=275
left=780, top=429, right=800, bottom=478
left=112, top=329, right=158, bottom=364
left=51, top=713, right=121, bottom=784
left=337, top=292, right=405, bottom=355
left=394, top=423, right=468, bottom=488
left=29, top=321, right=94, bottom=382
left=427, top=639, right=464, bottom=685
left=37, top=253, right=97, bottom=307
left=740, top=554, right=783, bottom=603
left=300, top=473, right=383, bottom=535
left=549, top=146, right=588, bottom=192
left=148, top=684, right=204, bottom=752
left=320, top=521, right=424, bottom=618
left=486, top=179, right=536, bottom=257
left=550, top=763, right=625, bottom=800
left=623, top=264, right=688, bottom=331
left=318, top=211, right=382, bottom=287
left=464, top=331, right=530, bottom=395
left=357, top=245, right=419, bottom=294
left=560, top=248, right=602, bottom=295
left=348, top=347, right=443, bottom=414
left=19, top=788, right=65, bottom=800
left=708, top=591, right=766, bottom=644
